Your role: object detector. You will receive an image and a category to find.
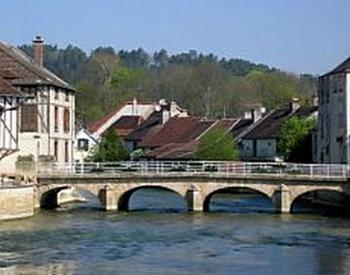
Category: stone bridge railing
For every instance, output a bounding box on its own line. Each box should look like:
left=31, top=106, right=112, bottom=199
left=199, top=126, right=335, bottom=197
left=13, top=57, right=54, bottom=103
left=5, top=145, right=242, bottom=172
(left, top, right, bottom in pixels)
left=37, top=161, right=349, bottom=179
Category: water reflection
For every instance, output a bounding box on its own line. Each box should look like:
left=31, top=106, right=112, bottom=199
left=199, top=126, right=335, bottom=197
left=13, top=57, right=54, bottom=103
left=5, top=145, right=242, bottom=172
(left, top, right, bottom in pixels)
left=0, top=190, right=349, bottom=274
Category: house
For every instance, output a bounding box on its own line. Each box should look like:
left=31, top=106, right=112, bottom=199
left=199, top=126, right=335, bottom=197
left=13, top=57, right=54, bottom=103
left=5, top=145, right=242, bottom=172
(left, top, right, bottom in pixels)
left=0, top=77, right=24, bottom=160
left=74, top=98, right=188, bottom=162
left=136, top=117, right=240, bottom=160
left=238, top=99, right=317, bottom=162
left=316, top=58, right=350, bottom=164
left=0, top=36, right=75, bottom=173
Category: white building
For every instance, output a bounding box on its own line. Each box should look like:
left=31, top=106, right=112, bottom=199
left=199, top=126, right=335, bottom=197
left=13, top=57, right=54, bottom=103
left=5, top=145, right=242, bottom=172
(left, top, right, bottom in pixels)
left=316, top=58, right=350, bottom=164
left=0, top=37, right=75, bottom=173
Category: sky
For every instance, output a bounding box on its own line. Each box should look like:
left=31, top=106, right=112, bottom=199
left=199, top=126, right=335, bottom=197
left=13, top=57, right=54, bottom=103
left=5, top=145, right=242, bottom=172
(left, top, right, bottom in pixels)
left=1, top=0, right=350, bottom=74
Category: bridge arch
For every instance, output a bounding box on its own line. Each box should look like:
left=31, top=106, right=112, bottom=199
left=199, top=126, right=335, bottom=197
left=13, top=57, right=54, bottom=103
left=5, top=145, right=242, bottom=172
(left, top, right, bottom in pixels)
left=38, top=185, right=103, bottom=209
left=117, top=185, right=187, bottom=212
left=290, top=187, right=348, bottom=213
left=202, top=186, right=274, bottom=212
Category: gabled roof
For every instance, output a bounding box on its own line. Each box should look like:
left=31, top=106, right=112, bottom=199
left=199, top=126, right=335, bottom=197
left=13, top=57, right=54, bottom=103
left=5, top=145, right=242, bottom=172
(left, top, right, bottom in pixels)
left=0, top=42, right=74, bottom=91
left=322, top=57, right=350, bottom=77
left=0, top=77, right=23, bottom=97
left=138, top=117, right=215, bottom=148
left=141, top=118, right=239, bottom=160
left=243, top=106, right=317, bottom=140
left=114, top=115, right=143, bottom=137
left=125, top=111, right=163, bottom=141
left=87, top=100, right=155, bottom=135
left=231, top=118, right=253, bottom=137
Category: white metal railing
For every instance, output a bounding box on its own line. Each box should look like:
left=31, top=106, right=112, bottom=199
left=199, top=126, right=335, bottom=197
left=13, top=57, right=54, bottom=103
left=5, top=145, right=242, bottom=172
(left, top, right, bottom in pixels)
left=37, top=161, right=350, bottom=179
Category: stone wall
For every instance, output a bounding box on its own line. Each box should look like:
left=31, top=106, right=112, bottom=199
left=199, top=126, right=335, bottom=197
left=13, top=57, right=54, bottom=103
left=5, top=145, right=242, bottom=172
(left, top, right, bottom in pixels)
left=0, top=185, right=34, bottom=221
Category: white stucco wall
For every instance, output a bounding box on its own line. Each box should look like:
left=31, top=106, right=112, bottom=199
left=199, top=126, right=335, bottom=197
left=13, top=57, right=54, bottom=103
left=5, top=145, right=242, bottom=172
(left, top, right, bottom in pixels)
left=239, top=139, right=254, bottom=158
left=74, top=129, right=98, bottom=162
left=256, top=139, right=276, bottom=158
left=0, top=86, right=75, bottom=173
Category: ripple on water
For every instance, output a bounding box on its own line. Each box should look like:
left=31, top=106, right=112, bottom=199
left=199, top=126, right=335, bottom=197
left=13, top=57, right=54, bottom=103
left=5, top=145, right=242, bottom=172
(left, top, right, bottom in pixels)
left=0, top=191, right=350, bottom=274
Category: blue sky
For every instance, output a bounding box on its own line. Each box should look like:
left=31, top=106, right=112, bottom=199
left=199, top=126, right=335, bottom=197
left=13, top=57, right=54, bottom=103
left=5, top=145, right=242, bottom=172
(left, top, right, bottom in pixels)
left=1, top=0, right=349, bottom=74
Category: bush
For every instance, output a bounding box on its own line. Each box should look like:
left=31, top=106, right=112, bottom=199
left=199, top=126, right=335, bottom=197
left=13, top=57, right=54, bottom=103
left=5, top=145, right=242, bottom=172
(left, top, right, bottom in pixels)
left=196, top=129, right=239, bottom=161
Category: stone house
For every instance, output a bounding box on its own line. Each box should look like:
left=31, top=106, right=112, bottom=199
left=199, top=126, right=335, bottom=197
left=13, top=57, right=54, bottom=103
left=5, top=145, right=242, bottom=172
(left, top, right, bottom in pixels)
left=237, top=99, right=317, bottom=162
left=316, top=58, right=350, bottom=163
left=0, top=37, right=75, bottom=172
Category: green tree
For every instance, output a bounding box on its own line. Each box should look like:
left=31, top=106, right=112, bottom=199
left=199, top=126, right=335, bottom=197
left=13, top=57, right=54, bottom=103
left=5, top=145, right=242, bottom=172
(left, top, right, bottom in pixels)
left=196, top=129, right=239, bottom=160
left=91, top=129, right=129, bottom=162
left=278, top=117, right=317, bottom=161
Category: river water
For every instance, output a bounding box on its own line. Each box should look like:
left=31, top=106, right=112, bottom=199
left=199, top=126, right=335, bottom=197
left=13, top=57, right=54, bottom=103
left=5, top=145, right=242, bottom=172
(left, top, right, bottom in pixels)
left=0, top=189, right=350, bottom=275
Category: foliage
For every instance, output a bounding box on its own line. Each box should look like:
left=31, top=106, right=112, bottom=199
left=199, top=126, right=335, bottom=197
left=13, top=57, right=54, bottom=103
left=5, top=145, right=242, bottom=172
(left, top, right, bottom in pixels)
left=90, top=129, right=129, bottom=162
left=19, top=43, right=317, bottom=123
left=196, top=129, right=239, bottom=160
left=278, top=117, right=317, bottom=161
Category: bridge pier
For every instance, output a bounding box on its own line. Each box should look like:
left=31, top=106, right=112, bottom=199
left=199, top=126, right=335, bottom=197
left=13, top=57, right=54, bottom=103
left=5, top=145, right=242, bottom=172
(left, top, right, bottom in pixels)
left=186, top=185, right=203, bottom=212
left=273, top=184, right=291, bottom=213
left=99, top=185, right=118, bottom=211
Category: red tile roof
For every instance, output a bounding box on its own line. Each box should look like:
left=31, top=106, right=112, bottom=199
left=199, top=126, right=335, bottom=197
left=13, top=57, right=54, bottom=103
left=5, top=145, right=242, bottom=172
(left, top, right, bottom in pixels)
left=0, top=42, right=74, bottom=91
left=125, top=111, right=163, bottom=141
left=141, top=118, right=239, bottom=160
left=114, top=115, right=142, bottom=129
left=87, top=104, right=127, bottom=134
left=0, top=77, right=23, bottom=96
left=138, top=117, right=215, bottom=148
left=114, top=115, right=143, bottom=137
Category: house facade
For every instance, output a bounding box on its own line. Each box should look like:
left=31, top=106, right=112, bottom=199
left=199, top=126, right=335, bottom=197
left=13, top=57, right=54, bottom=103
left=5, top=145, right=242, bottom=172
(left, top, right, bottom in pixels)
left=316, top=58, right=350, bottom=164
left=0, top=37, right=75, bottom=172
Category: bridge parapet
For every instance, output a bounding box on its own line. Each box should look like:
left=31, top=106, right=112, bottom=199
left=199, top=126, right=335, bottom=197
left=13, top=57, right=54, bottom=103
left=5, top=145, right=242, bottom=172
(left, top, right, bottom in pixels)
left=37, top=161, right=350, bottom=180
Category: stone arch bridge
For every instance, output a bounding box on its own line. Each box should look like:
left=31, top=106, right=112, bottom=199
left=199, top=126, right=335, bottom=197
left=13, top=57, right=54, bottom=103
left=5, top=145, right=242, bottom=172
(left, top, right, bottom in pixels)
left=35, top=173, right=350, bottom=213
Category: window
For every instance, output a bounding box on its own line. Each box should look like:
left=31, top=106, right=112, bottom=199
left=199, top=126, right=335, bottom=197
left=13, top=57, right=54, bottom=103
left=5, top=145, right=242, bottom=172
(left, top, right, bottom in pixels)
left=54, top=106, right=59, bottom=132
left=63, top=109, right=70, bottom=133
left=21, top=104, right=38, bottom=132
left=78, top=139, right=89, bottom=151
left=65, top=91, right=69, bottom=102
left=65, top=141, right=69, bottom=163
left=54, top=140, right=58, bottom=160
left=54, top=88, right=59, bottom=100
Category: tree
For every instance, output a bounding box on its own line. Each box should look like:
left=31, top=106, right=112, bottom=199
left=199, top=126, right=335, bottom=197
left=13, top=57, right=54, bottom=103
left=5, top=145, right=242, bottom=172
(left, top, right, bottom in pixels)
left=278, top=117, right=317, bottom=161
left=91, top=129, right=129, bottom=162
left=196, top=129, right=239, bottom=160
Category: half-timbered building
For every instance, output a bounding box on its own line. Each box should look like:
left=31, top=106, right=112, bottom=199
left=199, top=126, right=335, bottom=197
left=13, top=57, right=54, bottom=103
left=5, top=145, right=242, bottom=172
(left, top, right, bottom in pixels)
left=0, top=77, right=24, bottom=160
left=0, top=37, right=75, bottom=172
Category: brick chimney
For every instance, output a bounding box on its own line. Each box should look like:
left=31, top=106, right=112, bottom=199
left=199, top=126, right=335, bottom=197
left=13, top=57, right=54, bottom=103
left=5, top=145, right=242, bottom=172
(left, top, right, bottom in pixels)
left=33, top=36, right=44, bottom=66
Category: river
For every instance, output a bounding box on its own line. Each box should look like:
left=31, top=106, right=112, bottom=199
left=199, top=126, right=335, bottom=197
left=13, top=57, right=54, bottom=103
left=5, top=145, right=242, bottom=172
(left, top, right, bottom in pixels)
left=0, top=189, right=349, bottom=274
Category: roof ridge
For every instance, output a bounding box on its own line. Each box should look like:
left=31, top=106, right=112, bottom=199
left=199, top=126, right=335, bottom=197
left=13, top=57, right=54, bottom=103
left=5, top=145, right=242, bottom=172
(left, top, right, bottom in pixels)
left=235, top=110, right=274, bottom=141
left=0, top=42, right=74, bottom=90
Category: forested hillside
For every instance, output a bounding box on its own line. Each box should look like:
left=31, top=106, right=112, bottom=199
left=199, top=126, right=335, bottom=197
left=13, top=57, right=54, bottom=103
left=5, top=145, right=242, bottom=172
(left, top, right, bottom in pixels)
left=20, top=44, right=317, bottom=124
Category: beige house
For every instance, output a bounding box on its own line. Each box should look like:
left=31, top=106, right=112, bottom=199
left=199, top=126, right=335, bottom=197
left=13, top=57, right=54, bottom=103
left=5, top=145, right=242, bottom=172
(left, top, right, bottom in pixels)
left=0, top=37, right=75, bottom=173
